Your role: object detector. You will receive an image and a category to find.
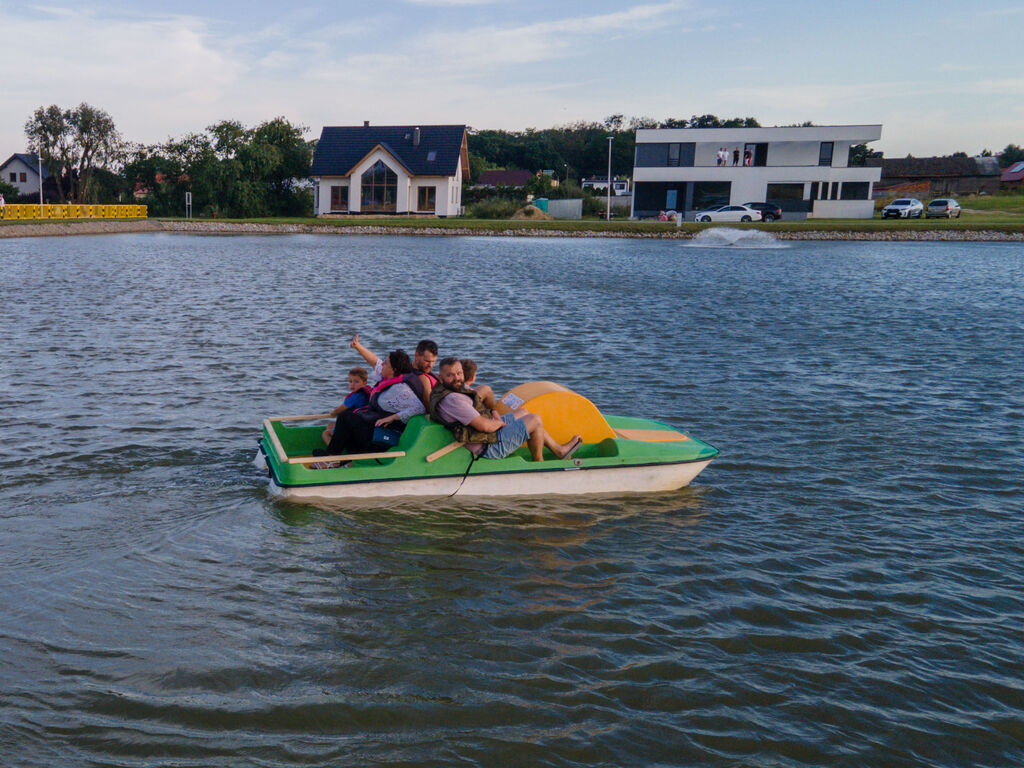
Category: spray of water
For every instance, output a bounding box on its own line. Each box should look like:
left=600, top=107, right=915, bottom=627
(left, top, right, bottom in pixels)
left=685, top=227, right=788, bottom=249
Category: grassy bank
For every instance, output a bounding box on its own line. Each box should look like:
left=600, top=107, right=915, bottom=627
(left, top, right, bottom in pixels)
left=4, top=202, right=1024, bottom=238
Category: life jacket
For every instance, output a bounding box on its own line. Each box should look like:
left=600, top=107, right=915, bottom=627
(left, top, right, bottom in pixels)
left=356, top=373, right=425, bottom=424
left=344, top=385, right=372, bottom=408
left=429, top=384, right=499, bottom=444
left=418, top=370, right=438, bottom=387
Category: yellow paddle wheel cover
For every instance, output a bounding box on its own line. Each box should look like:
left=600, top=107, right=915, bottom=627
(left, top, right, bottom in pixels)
left=495, top=381, right=616, bottom=445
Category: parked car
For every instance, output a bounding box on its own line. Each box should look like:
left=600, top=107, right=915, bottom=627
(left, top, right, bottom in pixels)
left=881, top=198, right=924, bottom=218
left=693, top=204, right=763, bottom=223
left=925, top=198, right=961, bottom=218
left=742, top=202, right=783, bottom=222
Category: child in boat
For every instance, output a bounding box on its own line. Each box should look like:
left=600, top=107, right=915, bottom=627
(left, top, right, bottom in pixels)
left=459, top=358, right=497, bottom=410
left=321, top=367, right=370, bottom=446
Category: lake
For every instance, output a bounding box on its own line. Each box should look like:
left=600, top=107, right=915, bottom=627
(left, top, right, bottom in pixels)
left=1, top=233, right=1022, bottom=766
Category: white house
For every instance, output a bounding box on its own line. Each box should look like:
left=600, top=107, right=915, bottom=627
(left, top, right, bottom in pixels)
left=1, top=153, right=49, bottom=197
left=310, top=124, right=468, bottom=217
left=631, top=125, right=883, bottom=219
left=581, top=177, right=630, bottom=195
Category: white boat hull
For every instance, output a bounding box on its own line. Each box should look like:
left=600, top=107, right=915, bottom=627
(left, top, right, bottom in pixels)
left=265, top=458, right=713, bottom=501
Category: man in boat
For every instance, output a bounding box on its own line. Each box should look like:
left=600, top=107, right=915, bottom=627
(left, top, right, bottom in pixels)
left=430, top=357, right=582, bottom=462
left=350, top=334, right=438, bottom=407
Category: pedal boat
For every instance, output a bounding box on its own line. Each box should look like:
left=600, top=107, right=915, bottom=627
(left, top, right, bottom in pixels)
left=255, top=381, right=718, bottom=501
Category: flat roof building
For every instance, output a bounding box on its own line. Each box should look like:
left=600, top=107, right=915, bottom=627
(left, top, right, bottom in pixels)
left=631, top=125, right=883, bottom=220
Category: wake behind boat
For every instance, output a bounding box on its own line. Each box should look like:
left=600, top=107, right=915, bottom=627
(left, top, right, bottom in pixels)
left=255, top=382, right=718, bottom=501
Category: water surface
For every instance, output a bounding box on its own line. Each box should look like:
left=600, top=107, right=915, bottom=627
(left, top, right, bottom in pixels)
left=1, top=233, right=1022, bottom=766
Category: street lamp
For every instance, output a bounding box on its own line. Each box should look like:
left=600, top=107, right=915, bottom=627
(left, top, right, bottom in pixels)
left=606, top=135, right=614, bottom=222
left=563, top=163, right=568, bottom=185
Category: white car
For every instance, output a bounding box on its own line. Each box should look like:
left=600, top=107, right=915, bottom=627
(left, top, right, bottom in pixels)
left=693, top=205, right=763, bottom=223
left=881, top=198, right=924, bottom=218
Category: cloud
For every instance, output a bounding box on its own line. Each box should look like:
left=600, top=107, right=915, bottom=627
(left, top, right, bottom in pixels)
left=411, top=1, right=690, bottom=70
left=0, top=6, right=244, bottom=146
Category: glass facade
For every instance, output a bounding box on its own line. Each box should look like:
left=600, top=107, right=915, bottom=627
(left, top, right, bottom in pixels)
left=361, top=160, right=397, bottom=212
left=840, top=182, right=870, bottom=200
left=767, top=183, right=810, bottom=213
left=635, top=143, right=695, bottom=168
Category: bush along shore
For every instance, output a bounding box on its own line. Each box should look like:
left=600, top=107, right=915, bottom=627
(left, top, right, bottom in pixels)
left=2, top=218, right=1024, bottom=241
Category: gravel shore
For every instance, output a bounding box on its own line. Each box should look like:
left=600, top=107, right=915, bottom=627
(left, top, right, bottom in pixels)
left=3, top=218, right=1023, bottom=241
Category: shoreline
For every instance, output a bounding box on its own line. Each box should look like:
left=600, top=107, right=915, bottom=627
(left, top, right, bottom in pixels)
left=2, top=218, right=1023, bottom=241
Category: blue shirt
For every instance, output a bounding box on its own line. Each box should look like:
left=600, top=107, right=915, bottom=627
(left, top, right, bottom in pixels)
left=343, top=389, right=369, bottom=410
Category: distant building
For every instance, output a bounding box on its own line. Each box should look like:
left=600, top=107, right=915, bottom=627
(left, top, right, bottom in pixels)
left=310, top=123, right=469, bottom=216
left=476, top=169, right=535, bottom=188
left=1000, top=161, right=1024, bottom=189
left=631, top=125, right=883, bottom=219
left=582, top=177, right=630, bottom=195
left=878, top=156, right=1002, bottom=197
left=1, top=153, right=50, bottom=197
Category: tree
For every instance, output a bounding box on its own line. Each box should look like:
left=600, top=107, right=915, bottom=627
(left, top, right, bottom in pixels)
left=0, top=178, right=18, bottom=201
left=999, top=143, right=1024, bottom=168
left=846, top=143, right=882, bottom=167
left=123, top=117, right=313, bottom=217
left=24, top=102, right=122, bottom=203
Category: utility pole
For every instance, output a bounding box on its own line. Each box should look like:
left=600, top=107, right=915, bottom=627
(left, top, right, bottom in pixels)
left=606, top=136, right=614, bottom=222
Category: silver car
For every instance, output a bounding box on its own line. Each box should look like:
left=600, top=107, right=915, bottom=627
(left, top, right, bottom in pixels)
left=881, top=198, right=924, bottom=218
left=925, top=198, right=961, bottom=218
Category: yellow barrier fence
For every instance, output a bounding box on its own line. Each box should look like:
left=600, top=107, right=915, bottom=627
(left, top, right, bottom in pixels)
left=0, top=204, right=148, bottom=221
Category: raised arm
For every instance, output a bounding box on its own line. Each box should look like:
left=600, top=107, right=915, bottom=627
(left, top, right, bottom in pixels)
left=350, top=334, right=378, bottom=366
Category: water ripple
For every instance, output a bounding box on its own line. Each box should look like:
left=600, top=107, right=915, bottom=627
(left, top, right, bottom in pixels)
left=1, top=235, right=1022, bottom=766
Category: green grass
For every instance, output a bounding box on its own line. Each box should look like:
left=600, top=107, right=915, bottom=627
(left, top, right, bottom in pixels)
left=6, top=208, right=1024, bottom=235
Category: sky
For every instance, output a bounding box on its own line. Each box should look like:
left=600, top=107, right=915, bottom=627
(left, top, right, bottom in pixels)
left=2, top=0, right=1021, bottom=159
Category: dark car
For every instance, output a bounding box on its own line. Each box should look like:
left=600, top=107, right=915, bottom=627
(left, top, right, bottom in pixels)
left=742, top=202, right=783, bottom=222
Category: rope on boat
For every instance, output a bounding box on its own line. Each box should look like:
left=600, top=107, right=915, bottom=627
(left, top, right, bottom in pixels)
left=446, top=452, right=478, bottom=498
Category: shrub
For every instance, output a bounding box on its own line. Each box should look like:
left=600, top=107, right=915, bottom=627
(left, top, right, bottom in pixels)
left=465, top=198, right=519, bottom=219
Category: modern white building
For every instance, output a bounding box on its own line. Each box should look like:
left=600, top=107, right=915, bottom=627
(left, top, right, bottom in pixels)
left=1, top=153, right=49, bottom=197
left=631, top=125, right=882, bottom=219
left=310, top=124, right=468, bottom=217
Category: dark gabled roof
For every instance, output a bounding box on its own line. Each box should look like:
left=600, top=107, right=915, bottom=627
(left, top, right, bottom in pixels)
left=1002, top=161, right=1024, bottom=182
left=0, top=153, right=50, bottom=179
left=310, top=125, right=466, bottom=177
left=477, top=169, right=534, bottom=187
left=882, top=156, right=1001, bottom=179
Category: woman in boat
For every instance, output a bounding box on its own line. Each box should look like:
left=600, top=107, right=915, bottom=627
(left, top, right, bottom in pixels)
left=315, top=349, right=425, bottom=461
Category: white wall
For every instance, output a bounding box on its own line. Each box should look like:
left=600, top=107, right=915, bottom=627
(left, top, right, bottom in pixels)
left=3, top=157, right=41, bottom=196
left=314, top=150, right=461, bottom=216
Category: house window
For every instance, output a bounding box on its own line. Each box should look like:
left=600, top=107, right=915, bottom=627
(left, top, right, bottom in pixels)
left=766, top=183, right=810, bottom=212
left=637, top=142, right=694, bottom=167
left=20, top=172, right=27, bottom=182
left=360, top=160, right=397, bottom=212
left=8, top=173, right=15, bottom=182
left=819, top=142, right=834, bottom=167
left=417, top=186, right=436, bottom=212
left=840, top=181, right=870, bottom=200
left=691, top=181, right=731, bottom=210
left=330, top=185, right=348, bottom=211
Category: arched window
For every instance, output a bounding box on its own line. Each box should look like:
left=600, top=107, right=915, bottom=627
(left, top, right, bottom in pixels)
left=361, top=160, right=397, bottom=212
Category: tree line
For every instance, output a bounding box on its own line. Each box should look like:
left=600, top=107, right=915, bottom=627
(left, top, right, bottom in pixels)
left=9, top=103, right=1024, bottom=216
left=20, top=102, right=313, bottom=217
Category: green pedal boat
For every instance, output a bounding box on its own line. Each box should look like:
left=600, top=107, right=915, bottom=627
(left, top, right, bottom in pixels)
left=255, top=381, right=719, bottom=501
